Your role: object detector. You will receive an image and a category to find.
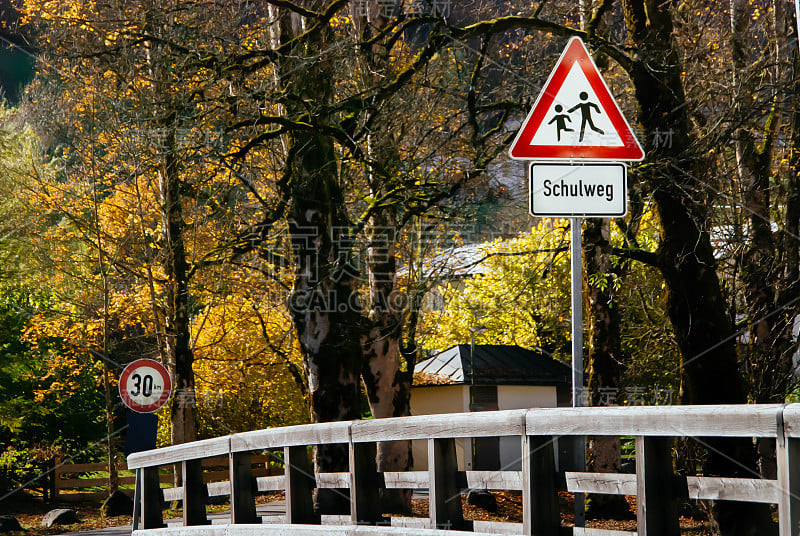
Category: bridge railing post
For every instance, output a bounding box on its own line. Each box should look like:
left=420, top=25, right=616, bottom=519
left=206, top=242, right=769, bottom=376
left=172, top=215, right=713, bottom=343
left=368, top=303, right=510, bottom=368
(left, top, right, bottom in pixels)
left=635, top=436, right=680, bottom=536
left=140, top=466, right=165, bottom=529
left=521, top=434, right=559, bottom=536
left=229, top=451, right=258, bottom=524
left=181, top=459, right=209, bottom=526
left=132, top=469, right=141, bottom=531
left=349, top=440, right=382, bottom=525
left=777, top=405, right=800, bottom=536
left=428, top=437, right=465, bottom=531
left=284, top=444, right=319, bottom=525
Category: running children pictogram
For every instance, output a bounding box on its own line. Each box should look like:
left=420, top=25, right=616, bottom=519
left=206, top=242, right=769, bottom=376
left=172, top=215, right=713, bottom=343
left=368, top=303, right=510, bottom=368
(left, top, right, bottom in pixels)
left=548, top=104, right=573, bottom=142
left=568, top=91, right=604, bottom=142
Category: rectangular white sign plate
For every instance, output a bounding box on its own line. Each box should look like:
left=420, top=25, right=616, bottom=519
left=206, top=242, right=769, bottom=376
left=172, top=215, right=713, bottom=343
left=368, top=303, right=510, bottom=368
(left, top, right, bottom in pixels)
left=529, top=162, right=627, bottom=217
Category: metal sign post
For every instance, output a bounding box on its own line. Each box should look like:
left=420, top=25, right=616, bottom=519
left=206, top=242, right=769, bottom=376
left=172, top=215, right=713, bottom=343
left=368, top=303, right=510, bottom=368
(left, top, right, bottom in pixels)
left=570, top=216, right=586, bottom=527
left=570, top=217, right=583, bottom=410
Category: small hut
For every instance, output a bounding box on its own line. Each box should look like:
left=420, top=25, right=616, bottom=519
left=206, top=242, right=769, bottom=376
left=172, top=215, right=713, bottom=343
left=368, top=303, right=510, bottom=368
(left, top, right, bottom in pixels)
left=410, top=344, right=572, bottom=471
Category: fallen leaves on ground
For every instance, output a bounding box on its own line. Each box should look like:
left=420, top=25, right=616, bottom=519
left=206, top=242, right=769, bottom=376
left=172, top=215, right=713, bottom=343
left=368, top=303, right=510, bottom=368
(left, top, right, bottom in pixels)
left=3, top=490, right=712, bottom=535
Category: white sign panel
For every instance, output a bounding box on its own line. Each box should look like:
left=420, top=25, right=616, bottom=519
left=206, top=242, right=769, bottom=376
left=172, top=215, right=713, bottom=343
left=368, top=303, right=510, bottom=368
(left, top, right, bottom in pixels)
left=529, top=163, right=627, bottom=217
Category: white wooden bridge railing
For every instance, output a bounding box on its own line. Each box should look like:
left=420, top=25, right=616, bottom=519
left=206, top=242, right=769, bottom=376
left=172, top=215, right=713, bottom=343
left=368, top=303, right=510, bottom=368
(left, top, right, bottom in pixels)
left=128, top=404, right=800, bottom=536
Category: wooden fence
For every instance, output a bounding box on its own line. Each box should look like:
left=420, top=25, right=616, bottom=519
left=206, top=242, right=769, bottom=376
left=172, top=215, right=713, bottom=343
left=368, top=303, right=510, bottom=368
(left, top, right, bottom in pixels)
left=53, top=461, right=130, bottom=501
left=53, top=455, right=275, bottom=501
left=127, top=404, right=800, bottom=536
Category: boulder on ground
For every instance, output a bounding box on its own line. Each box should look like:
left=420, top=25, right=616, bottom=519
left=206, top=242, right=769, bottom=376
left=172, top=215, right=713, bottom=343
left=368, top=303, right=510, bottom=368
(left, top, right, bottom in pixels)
left=466, top=489, right=497, bottom=512
left=0, top=515, right=22, bottom=533
left=41, top=509, right=78, bottom=528
left=101, top=490, right=134, bottom=517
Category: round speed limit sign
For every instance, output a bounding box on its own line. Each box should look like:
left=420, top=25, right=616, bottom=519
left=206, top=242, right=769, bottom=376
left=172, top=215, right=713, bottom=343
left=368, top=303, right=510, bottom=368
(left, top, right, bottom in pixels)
left=119, top=359, right=172, bottom=413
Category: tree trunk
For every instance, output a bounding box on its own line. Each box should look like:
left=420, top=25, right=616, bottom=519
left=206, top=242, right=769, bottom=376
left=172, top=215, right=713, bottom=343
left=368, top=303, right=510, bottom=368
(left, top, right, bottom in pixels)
left=272, top=2, right=367, bottom=514
left=161, top=134, right=198, bottom=447
left=580, top=3, right=632, bottom=516
left=143, top=3, right=198, bottom=448
left=785, top=8, right=800, bottom=292
left=584, top=218, right=631, bottom=519
left=621, top=1, right=775, bottom=533
left=730, top=0, right=794, bottom=407
left=102, top=360, right=119, bottom=495
left=166, top=144, right=196, bottom=444
left=786, top=66, right=800, bottom=287
left=730, top=0, right=798, bottom=483
left=92, top=145, right=119, bottom=495
left=353, top=5, right=415, bottom=514
left=361, top=206, right=413, bottom=513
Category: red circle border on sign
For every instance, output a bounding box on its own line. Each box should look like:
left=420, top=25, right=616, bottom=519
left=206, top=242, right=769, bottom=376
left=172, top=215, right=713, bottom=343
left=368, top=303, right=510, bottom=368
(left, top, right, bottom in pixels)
left=119, top=358, right=173, bottom=413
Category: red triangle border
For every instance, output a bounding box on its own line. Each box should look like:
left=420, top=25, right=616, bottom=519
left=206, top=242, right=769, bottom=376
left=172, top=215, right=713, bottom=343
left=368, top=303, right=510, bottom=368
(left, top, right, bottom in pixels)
left=509, top=37, right=645, bottom=161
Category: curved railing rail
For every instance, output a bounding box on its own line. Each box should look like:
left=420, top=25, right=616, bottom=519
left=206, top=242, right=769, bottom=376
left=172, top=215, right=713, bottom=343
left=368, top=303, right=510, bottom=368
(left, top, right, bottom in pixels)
left=128, top=404, right=800, bottom=536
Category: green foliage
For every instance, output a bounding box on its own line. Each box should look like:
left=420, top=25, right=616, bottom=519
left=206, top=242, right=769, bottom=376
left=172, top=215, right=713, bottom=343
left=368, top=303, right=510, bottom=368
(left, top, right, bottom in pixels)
left=422, top=214, right=681, bottom=394
left=0, top=111, right=108, bottom=496
left=616, top=262, right=681, bottom=393
left=0, top=285, right=107, bottom=495
left=194, top=389, right=307, bottom=439
left=607, top=212, right=681, bottom=394
left=421, top=221, right=572, bottom=359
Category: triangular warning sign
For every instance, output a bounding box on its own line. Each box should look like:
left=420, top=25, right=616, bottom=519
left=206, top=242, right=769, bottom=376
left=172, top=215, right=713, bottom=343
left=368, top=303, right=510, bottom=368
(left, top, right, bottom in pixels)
left=509, top=37, right=645, bottom=161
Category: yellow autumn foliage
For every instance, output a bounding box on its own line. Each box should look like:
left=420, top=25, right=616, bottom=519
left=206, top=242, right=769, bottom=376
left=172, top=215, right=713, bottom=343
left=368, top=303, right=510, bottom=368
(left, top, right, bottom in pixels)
left=420, top=220, right=572, bottom=359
